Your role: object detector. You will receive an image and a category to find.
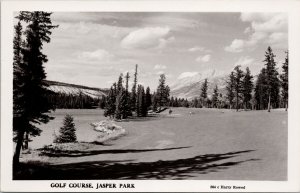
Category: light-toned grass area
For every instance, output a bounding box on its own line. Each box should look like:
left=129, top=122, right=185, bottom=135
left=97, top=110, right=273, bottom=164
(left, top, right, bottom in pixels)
left=18, top=107, right=287, bottom=180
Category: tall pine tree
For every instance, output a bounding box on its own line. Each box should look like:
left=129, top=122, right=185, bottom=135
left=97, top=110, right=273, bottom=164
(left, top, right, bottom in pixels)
left=156, top=74, right=169, bottom=109
left=136, top=85, right=147, bottom=117
left=255, top=68, right=269, bottom=110
left=104, top=83, right=117, bottom=118
left=226, top=72, right=235, bottom=109
left=152, top=92, right=158, bottom=111
left=242, top=67, right=253, bottom=110
left=145, top=86, right=152, bottom=110
left=233, top=65, right=244, bottom=111
left=200, top=78, right=208, bottom=107
left=115, top=88, right=125, bottom=120
left=212, top=85, right=219, bottom=108
left=123, top=72, right=131, bottom=117
left=263, top=46, right=280, bottom=112
left=13, top=12, right=57, bottom=165
left=280, top=51, right=288, bottom=111
left=131, top=64, right=138, bottom=112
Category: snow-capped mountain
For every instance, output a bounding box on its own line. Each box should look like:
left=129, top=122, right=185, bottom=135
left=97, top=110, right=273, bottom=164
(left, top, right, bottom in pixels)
left=170, top=69, right=228, bottom=100
left=45, top=80, right=108, bottom=98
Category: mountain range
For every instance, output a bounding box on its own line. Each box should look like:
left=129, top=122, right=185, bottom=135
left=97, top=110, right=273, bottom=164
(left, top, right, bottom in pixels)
left=170, top=69, right=228, bottom=100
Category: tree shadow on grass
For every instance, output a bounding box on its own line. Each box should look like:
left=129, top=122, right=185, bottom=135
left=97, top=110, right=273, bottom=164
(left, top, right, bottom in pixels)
left=14, top=150, right=259, bottom=180
left=38, top=146, right=192, bottom=157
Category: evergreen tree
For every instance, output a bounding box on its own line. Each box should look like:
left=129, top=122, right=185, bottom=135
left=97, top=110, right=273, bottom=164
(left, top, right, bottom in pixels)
left=136, top=85, right=147, bottom=117
left=104, top=83, right=117, bottom=118
left=54, top=114, right=77, bottom=143
left=263, top=46, right=280, bottom=112
left=152, top=92, right=158, bottom=111
left=255, top=68, right=269, bottom=110
left=183, top=99, right=189, bottom=108
left=13, top=21, right=23, bottom=109
left=233, top=65, right=244, bottom=111
left=117, top=73, right=123, bottom=94
left=169, top=96, right=175, bottom=107
left=145, top=86, right=152, bottom=110
left=212, top=85, right=219, bottom=108
left=174, top=97, right=179, bottom=107
left=13, top=12, right=57, bottom=165
left=123, top=72, right=131, bottom=117
left=200, top=78, right=208, bottom=107
left=99, top=96, right=106, bottom=109
left=115, top=88, right=124, bottom=120
left=165, top=85, right=170, bottom=105
left=114, top=73, right=128, bottom=120
left=226, top=72, right=235, bottom=109
left=130, top=64, right=138, bottom=112
left=13, top=21, right=25, bottom=143
left=280, top=51, right=288, bottom=111
left=156, top=74, right=169, bottom=109
left=242, top=67, right=253, bottom=110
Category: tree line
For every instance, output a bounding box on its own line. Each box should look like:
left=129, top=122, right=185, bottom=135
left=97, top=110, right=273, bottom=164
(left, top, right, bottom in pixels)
left=46, top=92, right=102, bottom=109
left=225, top=47, right=288, bottom=112
left=160, top=46, right=288, bottom=112
left=191, top=46, right=288, bottom=112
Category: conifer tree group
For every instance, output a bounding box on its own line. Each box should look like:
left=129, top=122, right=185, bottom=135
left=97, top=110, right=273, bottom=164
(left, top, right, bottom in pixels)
left=103, top=65, right=171, bottom=119
left=224, top=46, right=288, bottom=112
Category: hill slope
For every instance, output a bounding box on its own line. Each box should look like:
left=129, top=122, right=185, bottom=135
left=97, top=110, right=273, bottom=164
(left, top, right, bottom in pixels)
left=45, top=80, right=108, bottom=98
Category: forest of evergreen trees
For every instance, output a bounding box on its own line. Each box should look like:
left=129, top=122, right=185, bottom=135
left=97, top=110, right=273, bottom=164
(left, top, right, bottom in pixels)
left=103, top=65, right=170, bottom=119
left=46, top=92, right=103, bottom=109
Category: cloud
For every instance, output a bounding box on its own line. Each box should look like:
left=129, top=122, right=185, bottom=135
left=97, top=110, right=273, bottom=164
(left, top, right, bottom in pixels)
left=225, top=13, right=287, bottom=52
left=240, top=13, right=276, bottom=23
left=189, top=46, right=204, bottom=52
left=121, top=27, right=172, bottom=49
left=156, top=71, right=165, bottom=75
left=154, top=64, right=167, bottom=70
left=225, top=39, right=245, bottom=53
left=178, top=72, right=199, bottom=79
left=188, top=46, right=211, bottom=53
left=267, top=32, right=288, bottom=48
left=195, top=54, right=211, bottom=62
left=234, top=56, right=255, bottom=67
left=78, top=49, right=114, bottom=61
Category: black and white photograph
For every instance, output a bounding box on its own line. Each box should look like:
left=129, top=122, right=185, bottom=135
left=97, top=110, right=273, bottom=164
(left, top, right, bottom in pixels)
left=1, top=0, right=300, bottom=192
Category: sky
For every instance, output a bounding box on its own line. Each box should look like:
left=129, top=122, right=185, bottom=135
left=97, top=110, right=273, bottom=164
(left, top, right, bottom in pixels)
left=40, top=12, right=288, bottom=90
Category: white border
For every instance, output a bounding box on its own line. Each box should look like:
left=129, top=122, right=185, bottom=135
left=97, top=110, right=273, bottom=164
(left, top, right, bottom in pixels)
left=1, top=0, right=300, bottom=192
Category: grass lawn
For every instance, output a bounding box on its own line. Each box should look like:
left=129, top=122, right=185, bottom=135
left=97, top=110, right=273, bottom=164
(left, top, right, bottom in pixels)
left=15, top=107, right=287, bottom=180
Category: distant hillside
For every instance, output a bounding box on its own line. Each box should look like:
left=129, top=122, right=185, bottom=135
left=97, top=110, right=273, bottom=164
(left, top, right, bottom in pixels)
left=45, top=80, right=109, bottom=98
